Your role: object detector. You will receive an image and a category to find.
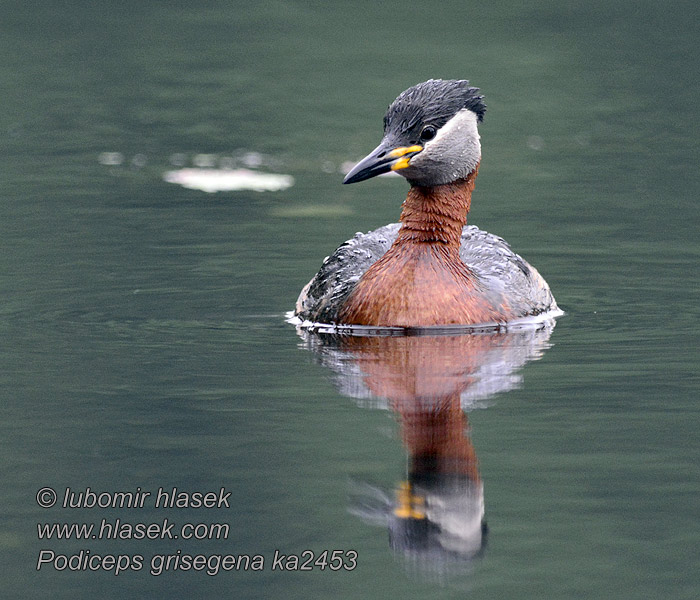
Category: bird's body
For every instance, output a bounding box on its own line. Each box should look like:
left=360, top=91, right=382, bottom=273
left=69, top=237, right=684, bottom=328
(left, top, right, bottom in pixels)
left=294, top=79, right=559, bottom=329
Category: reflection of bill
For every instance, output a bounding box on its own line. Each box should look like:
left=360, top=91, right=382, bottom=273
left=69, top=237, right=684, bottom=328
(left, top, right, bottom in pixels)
left=295, top=322, right=556, bottom=574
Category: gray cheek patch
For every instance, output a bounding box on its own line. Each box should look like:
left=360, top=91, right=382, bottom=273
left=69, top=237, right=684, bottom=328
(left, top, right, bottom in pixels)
left=403, top=109, right=481, bottom=186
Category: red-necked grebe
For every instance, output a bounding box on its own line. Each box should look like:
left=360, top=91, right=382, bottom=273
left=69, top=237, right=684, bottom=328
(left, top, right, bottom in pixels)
left=295, top=79, right=559, bottom=328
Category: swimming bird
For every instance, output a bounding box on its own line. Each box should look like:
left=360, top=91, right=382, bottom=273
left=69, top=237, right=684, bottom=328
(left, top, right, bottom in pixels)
left=295, top=79, right=559, bottom=329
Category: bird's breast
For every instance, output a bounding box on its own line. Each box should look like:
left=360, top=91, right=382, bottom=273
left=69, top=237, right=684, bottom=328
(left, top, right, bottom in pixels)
left=338, top=242, right=511, bottom=327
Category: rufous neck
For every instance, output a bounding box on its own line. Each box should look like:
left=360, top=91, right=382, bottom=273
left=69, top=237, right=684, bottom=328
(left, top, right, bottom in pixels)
left=396, top=165, right=479, bottom=249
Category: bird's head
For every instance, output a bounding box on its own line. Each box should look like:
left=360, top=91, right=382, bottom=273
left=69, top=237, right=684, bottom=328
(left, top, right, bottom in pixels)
left=343, top=79, right=486, bottom=187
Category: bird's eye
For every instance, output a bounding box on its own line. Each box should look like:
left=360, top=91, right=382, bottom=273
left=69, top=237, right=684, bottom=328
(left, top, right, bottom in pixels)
left=419, top=125, right=437, bottom=141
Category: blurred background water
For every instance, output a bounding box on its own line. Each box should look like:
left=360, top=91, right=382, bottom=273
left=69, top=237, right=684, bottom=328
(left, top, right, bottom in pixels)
left=2, top=0, right=699, bottom=598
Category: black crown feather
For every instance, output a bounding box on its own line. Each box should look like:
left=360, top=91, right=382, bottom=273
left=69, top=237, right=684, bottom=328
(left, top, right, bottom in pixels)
left=383, top=79, right=486, bottom=139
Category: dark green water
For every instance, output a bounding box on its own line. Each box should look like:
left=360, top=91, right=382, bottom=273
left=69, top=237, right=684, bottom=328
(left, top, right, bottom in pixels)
left=2, top=1, right=699, bottom=598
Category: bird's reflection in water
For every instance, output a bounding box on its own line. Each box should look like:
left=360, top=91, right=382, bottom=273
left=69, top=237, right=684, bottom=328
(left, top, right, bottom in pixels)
left=295, top=322, right=556, bottom=577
